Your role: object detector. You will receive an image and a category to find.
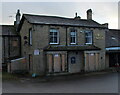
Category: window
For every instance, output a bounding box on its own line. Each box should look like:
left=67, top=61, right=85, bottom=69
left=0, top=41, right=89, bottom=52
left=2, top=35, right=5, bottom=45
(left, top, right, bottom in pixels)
left=12, top=40, right=18, bottom=47
left=29, top=29, right=32, bottom=46
left=50, top=29, right=59, bottom=44
left=85, top=31, right=93, bottom=44
left=70, top=30, right=77, bottom=44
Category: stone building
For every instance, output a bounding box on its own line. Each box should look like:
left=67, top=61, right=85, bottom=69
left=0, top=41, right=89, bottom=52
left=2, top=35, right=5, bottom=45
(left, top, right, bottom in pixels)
left=1, top=25, right=21, bottom=71
left=0, top=26, right=2, bottom=71
left=1, top=10, right=21, bottom=71
left=105, top=29, right=120, bottom=67
left=17, top=9, right=109, bottom=75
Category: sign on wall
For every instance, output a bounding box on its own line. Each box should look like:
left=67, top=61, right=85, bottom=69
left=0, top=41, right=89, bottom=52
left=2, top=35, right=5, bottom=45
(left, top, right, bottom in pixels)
left=34, top=50, right=40, bottom=55
left=71, top=57, right=76, bottom=64
left=95, top=34, right=104, bottom=40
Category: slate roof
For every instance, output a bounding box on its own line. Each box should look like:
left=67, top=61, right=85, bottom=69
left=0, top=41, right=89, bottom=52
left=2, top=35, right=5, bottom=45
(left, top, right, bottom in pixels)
left=21, top=14, right=106, bottom=28
left=44, top=45, right=101, bottom=51
left=0, top=25, right=17, bottom=36
left=106, top=29, right=120, bottom=48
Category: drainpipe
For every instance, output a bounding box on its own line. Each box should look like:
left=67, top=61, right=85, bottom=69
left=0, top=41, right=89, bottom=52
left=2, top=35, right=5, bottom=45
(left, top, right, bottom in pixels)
left=66, top=27, right=68, bottom=46
left=65, top=26, right=69, bottom=72
left=8, top=30, right=11, bottom=72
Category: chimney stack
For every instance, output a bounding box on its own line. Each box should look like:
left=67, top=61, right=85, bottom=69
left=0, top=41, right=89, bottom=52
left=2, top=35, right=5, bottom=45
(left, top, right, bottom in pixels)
left=16, top=9, right=21, bottom=28
left=87, top=9, right=92, bottom=20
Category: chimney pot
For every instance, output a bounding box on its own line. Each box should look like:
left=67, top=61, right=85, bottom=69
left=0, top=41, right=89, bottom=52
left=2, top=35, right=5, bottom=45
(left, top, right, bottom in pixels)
left=74, top=12, right=81, bottom=20
left=87, top=9, right=92, bottom=20
left=75, top=12, right=77, bottom=17
left=102, top=23, right=108, bottom=28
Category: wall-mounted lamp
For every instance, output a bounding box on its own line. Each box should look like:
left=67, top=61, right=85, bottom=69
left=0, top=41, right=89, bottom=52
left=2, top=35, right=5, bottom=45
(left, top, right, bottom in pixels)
left=24, top=36, right=27, bottom=40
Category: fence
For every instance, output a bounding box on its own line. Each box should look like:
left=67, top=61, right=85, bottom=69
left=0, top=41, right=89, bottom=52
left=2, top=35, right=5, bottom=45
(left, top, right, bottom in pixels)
left=8, top=57, right=27, bottom=73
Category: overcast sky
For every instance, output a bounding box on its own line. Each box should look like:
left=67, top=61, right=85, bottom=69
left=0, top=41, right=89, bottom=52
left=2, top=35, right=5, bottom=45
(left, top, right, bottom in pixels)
left=1, top=1, right=119, bottom=29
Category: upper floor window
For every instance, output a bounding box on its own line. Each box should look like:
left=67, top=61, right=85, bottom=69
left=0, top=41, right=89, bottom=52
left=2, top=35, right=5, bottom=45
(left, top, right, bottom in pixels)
left=50, top=29, right=59, bottom=44
left=29, top=28, right=32, bottom=46
left=85, top=31, right=93, bottom=45
left=70, top=29, right=77, bottom=44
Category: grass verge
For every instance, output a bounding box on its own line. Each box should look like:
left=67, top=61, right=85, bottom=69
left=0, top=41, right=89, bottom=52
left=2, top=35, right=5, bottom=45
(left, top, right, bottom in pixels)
left=2, top=72, right=19, bottom=81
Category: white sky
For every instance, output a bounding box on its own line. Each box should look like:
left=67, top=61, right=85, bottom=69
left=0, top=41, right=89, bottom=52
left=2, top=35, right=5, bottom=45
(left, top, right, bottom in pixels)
left=0, top=0, right=119, bottom=29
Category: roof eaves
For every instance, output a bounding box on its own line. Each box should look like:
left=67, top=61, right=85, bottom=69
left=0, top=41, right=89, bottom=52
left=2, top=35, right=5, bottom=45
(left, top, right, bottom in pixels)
left=31, top=22, right=106, bottom=29
left=44, top=45, right=101, bottom=51
left=109, top=29, right=120, bottom=31
left=23, top=14, right=106, bottom=28
left=17, top=15, right=33, bottom=32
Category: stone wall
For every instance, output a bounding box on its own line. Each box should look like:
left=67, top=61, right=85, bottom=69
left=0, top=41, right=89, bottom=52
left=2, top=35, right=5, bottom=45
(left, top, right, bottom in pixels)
left=20, top=19, right=106, bottom=75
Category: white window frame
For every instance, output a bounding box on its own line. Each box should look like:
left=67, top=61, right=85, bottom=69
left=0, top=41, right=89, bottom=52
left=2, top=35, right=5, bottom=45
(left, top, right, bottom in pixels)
left=85, top=30, right=93, bottom=45
left=29, top=29, right=32, bottom=46
left=70, top=30, right=77, bottom=44
left=49, top=29, right=59, bottom=44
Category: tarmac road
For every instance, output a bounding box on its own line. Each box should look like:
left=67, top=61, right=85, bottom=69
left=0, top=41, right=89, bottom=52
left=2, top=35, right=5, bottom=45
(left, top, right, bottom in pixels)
left=2, top=72, right=119, bottom=94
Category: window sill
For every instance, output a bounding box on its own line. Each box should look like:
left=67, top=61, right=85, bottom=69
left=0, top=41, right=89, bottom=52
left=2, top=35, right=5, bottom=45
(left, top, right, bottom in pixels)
left=70, top=43, right=76, bottom=45
left=85, top=43, right=92, bottom=45
left=50, top=43, right=59, bottom=45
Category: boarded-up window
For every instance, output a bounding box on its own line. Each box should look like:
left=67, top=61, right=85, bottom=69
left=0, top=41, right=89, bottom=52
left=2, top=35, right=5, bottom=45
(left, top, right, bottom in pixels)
left=47, top=53, right=67, bottom=73
left=85, top=52, right=100, bottom=71
left=85, top=53, right=89, bottom=71
left=47, top=54, right=53, bottom=73
left=12, top=41, right=18, bottom=47
left=89, top=53, right=95, bottom=71
left=54, top=54, right=61, bottom=72
left=95, top=53, right=99, bottom=70
left=61, top=54, right=66, bottom=72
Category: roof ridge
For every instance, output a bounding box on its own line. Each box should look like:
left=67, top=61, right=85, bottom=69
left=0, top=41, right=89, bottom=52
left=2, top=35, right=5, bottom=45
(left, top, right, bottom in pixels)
left=23, top=13, right=89, bottom=21
left=109, top=29, right=120, bottom=31
left=23, top=13, right=72, bottom=19
left=18, top=13, right=107, bottom=29
left=0, top=25, right=14, bottom=26
left=90, top=20, right=102, bottom=25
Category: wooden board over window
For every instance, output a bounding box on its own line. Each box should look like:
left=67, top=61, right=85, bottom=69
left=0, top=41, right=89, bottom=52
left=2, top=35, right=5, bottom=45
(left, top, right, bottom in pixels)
left=46, top=52, right=67, bottom=73
left=54, top=54, right=61, bottom=72
left=12, top=41, right=18, bottom=47
left=85, top=52, right=100, bottom=72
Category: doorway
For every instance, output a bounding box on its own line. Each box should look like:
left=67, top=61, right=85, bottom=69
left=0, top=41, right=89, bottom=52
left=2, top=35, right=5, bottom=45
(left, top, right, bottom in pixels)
left=109, top=53, right=120, bottom=67
left=29, top=54, right=33, bottom=72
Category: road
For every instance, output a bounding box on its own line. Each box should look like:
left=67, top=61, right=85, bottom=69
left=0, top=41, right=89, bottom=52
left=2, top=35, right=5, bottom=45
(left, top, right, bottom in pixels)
left=2, top=72, right=119, bottom=93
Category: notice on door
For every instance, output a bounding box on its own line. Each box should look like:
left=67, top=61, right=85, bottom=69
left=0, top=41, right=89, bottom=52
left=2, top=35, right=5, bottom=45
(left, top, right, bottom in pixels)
left=54, top=54, right=59, bottom=57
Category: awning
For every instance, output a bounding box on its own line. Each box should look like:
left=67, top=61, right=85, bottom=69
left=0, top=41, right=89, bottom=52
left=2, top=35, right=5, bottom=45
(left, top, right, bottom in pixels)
left=44, top=45, right=101, bottom=51
left=106, top=47, right=120, bottom=52
left=106, top=47, right=120, bottom=50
